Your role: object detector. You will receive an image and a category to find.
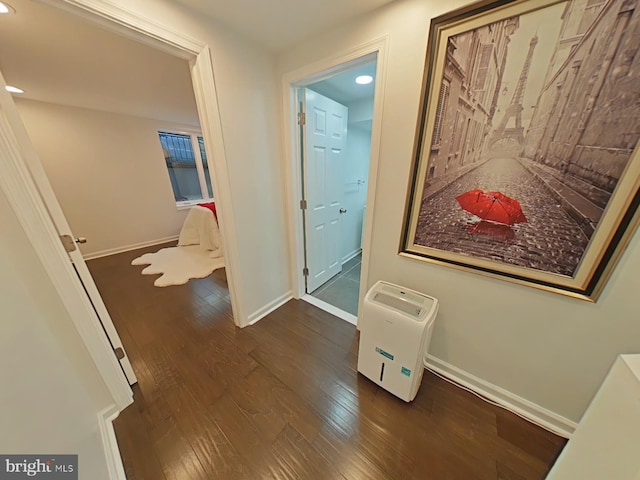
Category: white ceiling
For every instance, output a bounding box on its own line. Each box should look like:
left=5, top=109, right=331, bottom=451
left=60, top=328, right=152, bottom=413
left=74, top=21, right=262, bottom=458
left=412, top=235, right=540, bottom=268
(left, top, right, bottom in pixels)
left=308, top=61, right=376, bottom=131
left=309, top=62, right=376, bottom=105
left=0, top=0, right=199, bottom=125
left=173, top=0, right=397, bottom=52
left=0, top=0, right=391, bottom=125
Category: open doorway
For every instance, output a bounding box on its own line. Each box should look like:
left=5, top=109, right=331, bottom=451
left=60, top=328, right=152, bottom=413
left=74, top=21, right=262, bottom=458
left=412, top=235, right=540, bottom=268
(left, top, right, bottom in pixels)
left=293, top=56, right=378, bottom=322
left=0, top=0, right=208, bottom=257
left=0, top=0, right=234, bottom=384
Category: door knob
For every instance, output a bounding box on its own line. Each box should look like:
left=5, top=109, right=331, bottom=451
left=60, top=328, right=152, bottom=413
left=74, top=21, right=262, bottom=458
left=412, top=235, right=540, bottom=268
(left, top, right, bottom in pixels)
left=75, top=237, right=87, bottom=244
left=339, top=208, right=347, bottom=214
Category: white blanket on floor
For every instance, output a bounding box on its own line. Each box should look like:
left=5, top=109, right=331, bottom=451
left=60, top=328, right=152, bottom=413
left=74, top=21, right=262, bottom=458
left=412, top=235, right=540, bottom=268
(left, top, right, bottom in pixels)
left=178, top=205, right=223, bottom=258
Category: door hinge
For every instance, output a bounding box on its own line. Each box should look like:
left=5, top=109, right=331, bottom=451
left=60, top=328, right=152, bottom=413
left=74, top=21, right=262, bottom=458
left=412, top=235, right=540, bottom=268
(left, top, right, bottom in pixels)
left=114, top=347, right=125, bottom=360
left=59, top=234, right=77, bottom=253
left=298, top=112, right=306, bottom=126
left=303, top=267, right=309, bottom=277
left=300, top=199, right=307, bottom=210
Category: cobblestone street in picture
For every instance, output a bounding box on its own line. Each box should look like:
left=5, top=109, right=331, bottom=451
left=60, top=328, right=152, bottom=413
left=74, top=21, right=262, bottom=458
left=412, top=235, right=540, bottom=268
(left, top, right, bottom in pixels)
left=407, top=0, right=640, bottom=286
left=414, top=157, right=590, bottom=276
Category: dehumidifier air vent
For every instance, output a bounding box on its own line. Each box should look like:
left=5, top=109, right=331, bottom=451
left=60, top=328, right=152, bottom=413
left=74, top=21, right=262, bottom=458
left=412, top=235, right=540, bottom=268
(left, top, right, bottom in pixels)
left=372, top=292, right=423, bottom=318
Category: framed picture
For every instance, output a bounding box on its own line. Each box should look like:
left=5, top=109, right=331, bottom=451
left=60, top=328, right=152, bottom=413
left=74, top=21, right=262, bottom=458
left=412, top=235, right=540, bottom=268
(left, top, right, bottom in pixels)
left=401, top=0, right=640, bottom=300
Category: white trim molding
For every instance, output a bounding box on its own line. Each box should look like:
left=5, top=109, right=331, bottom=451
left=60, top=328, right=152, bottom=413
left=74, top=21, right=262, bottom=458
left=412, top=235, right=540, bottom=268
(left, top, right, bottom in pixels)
left=190, top=46, right=246, bottom=327
left=83, top=235, right=179, bottom=260
left=342, top=248, right=362, bottom=266
left=301, top=295, right=358, bottom=326
left=425, top=354, right=577, bottom=438
left=54, top=1, right=246, bottom=327
left=248, top=291, right=294, bottom=325
left=98, top=405, right=127, bottom=480
left=48, top=0, right=201, bottom=58
left=0, top=0, right=249, bottom=414
left=30, top=1, right=246, bottom=329
left=280, top=36, right=389, bottom=312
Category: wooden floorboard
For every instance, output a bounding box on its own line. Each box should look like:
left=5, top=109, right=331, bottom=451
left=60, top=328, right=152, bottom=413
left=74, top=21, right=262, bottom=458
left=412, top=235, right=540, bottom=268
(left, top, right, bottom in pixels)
left=88, top=244, right=566, bottom=479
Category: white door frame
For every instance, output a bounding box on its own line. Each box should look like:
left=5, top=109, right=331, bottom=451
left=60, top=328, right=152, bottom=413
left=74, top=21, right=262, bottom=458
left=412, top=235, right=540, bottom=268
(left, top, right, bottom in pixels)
left=0, top=0, right=244, bottom=410
left=0, top=89, right=134, bottom=409
left=281, top=36, right=389, bottom=319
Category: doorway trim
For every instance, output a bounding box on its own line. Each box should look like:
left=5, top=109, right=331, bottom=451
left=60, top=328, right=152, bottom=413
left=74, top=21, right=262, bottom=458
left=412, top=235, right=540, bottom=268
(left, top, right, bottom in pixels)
left=281, top=36, right=389, bottom=318
left=0, top=0, right=244, bottom=411
left=47, top=1, right=245, bottom=325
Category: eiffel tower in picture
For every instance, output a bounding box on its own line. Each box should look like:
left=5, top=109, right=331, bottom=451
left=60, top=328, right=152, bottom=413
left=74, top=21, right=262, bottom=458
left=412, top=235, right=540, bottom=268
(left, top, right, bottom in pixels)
left=489, top=34, right=539, bottom=151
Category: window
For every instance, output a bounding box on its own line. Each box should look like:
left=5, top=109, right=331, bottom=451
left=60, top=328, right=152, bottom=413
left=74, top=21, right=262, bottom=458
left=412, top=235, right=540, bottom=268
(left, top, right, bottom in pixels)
left=473, top=44, right=493, bottom=92
left=158, top=131, right=214, bottom=204
left=431, top=80, right=450, bottom=148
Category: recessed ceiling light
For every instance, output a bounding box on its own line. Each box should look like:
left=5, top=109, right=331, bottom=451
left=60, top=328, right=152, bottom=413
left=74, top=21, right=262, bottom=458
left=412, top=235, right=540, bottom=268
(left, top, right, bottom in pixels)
left=5, top=85, right=24, bottom=94
left=0, top=2, right=15, bottom=14
left=355, top=75, right=373, bottom=85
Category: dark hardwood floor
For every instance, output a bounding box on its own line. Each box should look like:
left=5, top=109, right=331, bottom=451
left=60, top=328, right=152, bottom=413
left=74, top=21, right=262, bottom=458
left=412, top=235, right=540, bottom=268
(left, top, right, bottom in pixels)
left=88, top=244, right=566, bottom=480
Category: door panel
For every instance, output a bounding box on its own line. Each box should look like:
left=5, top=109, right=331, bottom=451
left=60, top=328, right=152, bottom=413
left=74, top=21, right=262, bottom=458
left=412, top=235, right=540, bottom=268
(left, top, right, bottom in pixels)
left=0, top=71, right=137, bottom=385
left=304, top=89, right=348, bottom=293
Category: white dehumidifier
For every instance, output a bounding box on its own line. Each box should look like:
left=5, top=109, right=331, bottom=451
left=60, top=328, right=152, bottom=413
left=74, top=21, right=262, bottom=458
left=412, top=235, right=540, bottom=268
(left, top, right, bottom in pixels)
left=357, top=281, right=438, bottom=402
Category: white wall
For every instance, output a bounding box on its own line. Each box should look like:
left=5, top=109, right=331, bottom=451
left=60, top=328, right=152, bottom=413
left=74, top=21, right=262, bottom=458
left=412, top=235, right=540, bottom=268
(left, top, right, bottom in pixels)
left=548, top=355, right=640, bottom=479
left=0, top=187, right=115, bottom=479
left=348, top=97, right=374, bottom=126
left=278, top=0, right=640, bottom=424
left=341, top=119, right=371, bottom=261
left=15, top=98, right=193, bottom=258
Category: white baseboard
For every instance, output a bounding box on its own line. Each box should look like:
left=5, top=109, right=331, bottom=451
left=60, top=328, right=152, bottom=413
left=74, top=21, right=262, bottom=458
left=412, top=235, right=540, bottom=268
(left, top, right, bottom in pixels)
left=341, top=248, right=362, bottom=265
left=83, top=236, right=179, bottom=260
left=247, top=291, right=293, bottom=326
left=301, top=294, right=358, bottom=326
left=98, top=405, right=127, bottom=480
left=425, top=355, right=576, bottom=438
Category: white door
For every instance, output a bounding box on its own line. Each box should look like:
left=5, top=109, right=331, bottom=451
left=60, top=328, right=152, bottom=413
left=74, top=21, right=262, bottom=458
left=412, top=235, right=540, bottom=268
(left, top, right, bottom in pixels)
left=303, top=88, right=348, bottom=293
left=0, top=72, right=137, bottom=385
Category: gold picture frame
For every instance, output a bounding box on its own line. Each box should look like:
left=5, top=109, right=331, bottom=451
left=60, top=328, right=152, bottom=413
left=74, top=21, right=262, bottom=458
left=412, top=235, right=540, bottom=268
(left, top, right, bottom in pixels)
left=401, top=0, right=640, bottom=301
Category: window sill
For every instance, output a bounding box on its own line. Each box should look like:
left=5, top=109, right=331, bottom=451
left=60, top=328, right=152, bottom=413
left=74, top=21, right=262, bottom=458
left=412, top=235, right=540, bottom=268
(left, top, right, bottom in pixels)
left=176, top=199, right=214, bottom=211
left=176, top=200, right=202, bottom=211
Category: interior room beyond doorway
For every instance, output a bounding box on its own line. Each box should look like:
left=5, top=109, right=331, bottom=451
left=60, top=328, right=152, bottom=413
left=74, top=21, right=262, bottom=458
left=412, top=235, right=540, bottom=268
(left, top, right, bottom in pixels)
left=302, top=60, right=376, bottom=318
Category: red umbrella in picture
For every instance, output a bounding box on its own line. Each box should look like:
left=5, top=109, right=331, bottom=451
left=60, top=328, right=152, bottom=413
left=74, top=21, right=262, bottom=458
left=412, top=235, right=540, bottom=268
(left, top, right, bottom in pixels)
left=456, top=189, right=527, bottom=225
